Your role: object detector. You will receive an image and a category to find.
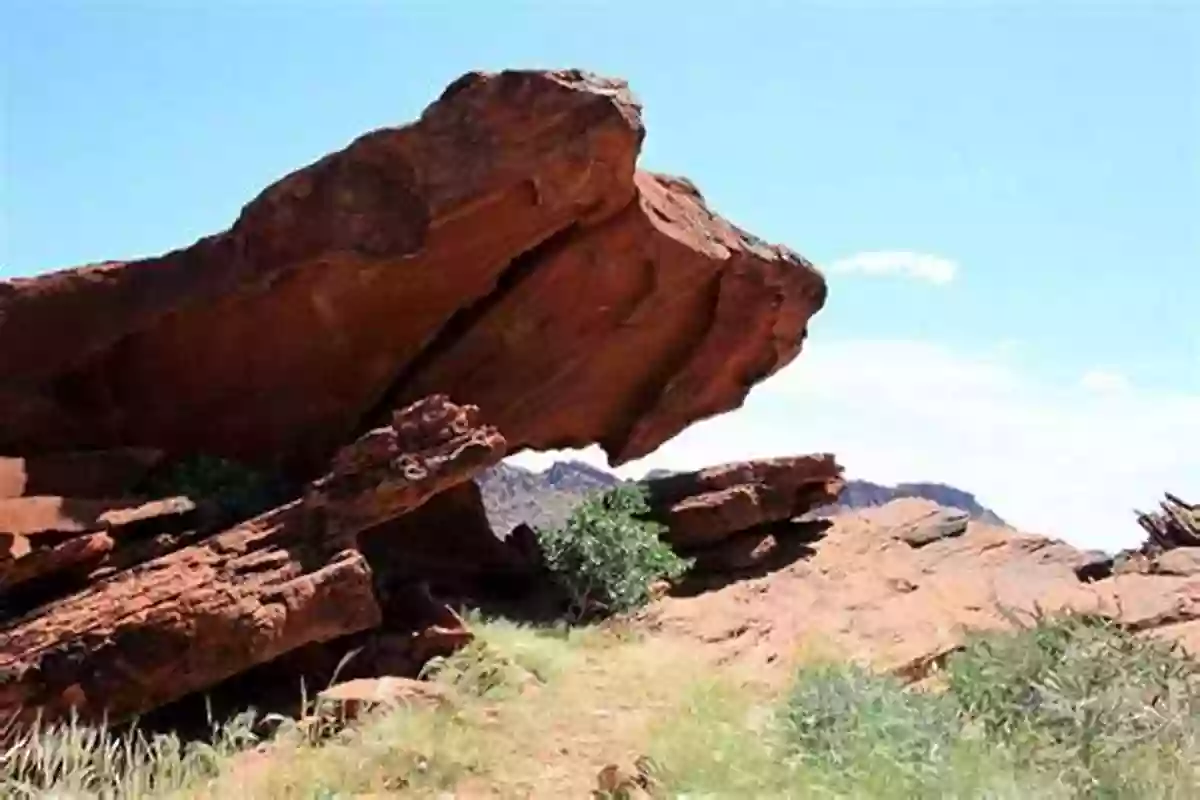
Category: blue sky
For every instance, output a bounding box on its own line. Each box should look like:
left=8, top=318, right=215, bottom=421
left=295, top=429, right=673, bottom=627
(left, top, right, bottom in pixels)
left=3, top=1, right=1198, bottom=549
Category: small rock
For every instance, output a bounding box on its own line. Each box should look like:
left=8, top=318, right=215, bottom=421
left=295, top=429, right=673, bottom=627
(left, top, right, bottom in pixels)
left=1153, top=547, right=1200, bottom=577
left=891, top=508, right=969, bottom=547
left=316, top=676, right=456, bottom=724
left=98, top=496, right=198, bottom=536
left=0, top=496, right=144, bottom=538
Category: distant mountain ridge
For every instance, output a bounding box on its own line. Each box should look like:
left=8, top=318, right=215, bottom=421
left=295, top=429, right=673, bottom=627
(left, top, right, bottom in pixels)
left=477, top=460, right=1006, bottom=534
left=835, top=479, right=1006, bottom=526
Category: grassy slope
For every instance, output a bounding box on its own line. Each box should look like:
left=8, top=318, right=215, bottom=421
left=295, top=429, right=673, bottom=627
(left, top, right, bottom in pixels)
left=4, top=615, right=1198, bottom=799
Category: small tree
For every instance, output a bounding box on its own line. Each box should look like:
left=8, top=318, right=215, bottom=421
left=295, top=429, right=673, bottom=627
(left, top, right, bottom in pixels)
left=535, top=484, right=691, bottom=620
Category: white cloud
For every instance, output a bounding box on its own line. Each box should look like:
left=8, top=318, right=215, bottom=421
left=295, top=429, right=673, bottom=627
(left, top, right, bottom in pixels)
left=824, top=251, right=959, bottom=285
left=1080, top=369, right=1130, bottom=393
left=510, top=338, right=1200, bottom=553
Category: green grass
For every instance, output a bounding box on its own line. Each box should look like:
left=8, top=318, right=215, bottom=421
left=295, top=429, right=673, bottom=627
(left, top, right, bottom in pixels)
left=645, top=614, right=1200, bottom=799
left=3, top=613, right=1197, bottom=798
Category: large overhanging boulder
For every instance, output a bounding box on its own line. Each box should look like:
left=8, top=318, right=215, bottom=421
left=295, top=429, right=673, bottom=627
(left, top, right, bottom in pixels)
left=0, top=68, right=829, bottom=734
left=0, top=69, right=827, bottom=478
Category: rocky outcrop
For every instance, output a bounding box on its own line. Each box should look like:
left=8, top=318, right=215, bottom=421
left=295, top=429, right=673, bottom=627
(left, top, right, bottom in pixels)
left=0, top=396, right=505, bottom=731
left=477, top=460, right=1007, bottom=539
left=0, top=70, right=826, bottom=479
left=0, top=496, right=199, bottom=599
left=1136, top=493, right=1199, bottom=553
left=880, top=499, right=969, bottom=548
left=0, top=69, right=831, bottom=734
left=642, top=454, right=845, bottom=574
left=646, top=498, right=1200, bottom=683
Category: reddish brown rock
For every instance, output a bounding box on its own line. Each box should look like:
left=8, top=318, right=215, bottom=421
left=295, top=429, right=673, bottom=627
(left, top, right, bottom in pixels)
left=0, top=532, right=115, bottom=594
left=685, top=525, right=781, bottom=573
left=0, top=396, right=505, bottom=731
left=0, top=70, right=826, bottom=478
left=2, top=496, right=199, bottom=592
left=1153, top=548, right=1200, bottom=577
left=648, top=498, right=1200, bottom=683
left=94, top=496, right=198, bottom=536
left=881, top=501, right=970, bottom=548
left=0, top=496, right=144, bottom=539
left=1, top=498, right=211, bottom=625
left=1136, top=493, right=1200, bottom=553
left=645, top=454, right=844, bottom=548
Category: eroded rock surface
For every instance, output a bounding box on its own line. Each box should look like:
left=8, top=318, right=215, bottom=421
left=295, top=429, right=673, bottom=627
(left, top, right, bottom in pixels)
left=0, top=70, right=826, bottom=477
left=645, top=499, right=1200, bottom=682
left=0, top=396, right=505, bottom=730
left=644, top=454, right=845, bottom=549
left=1137, top=493, right=1200, bottom=553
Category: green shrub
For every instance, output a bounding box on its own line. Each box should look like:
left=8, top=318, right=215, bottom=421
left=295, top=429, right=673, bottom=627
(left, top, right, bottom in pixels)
left=649, top=615, right=1199, bottom=798
left=650, top=665, right=1040, bottom=799
left=534, top=484, right=691, bottom=620
left=945, top=613, right=1200, bottom=795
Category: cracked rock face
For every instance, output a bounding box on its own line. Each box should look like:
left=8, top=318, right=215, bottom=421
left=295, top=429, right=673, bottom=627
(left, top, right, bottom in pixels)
left=0, top=69, right=827, bottom=476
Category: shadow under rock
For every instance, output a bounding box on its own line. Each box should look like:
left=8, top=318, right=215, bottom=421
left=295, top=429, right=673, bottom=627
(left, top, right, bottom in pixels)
left=668, top=518, right=832, bottom=598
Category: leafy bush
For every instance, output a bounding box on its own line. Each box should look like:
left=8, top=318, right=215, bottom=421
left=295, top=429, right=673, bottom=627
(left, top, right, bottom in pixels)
left=535, top=484, right=691, bottom=620
left=945, top=613, right=1200, bottom=795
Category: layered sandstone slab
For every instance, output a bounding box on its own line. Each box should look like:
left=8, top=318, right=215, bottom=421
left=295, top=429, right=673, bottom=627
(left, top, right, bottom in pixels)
left=1137, top=493, right=1200, bottom=552
left=0, top=396, right=505, bottom=730
left=0, top=70, right=826, bottom=477
left=644, top=454, right=845, bottom=549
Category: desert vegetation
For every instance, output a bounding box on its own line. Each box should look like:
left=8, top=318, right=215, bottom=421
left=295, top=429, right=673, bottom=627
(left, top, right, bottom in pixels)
left=5, top=489, right=1198, bottom=799
left=533, top=484, right=693, bottom=621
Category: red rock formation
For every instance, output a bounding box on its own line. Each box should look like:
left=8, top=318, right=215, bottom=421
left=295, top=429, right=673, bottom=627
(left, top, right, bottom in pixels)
left=644, top=454, right=845, bottom=549
left=648, top=498, right=1200, bottom=682
left=0, top=396, right=504, bottom=730
left=0, top=70, right=826, bottom=477
left=1136, top=493, right=1200, bottom=553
